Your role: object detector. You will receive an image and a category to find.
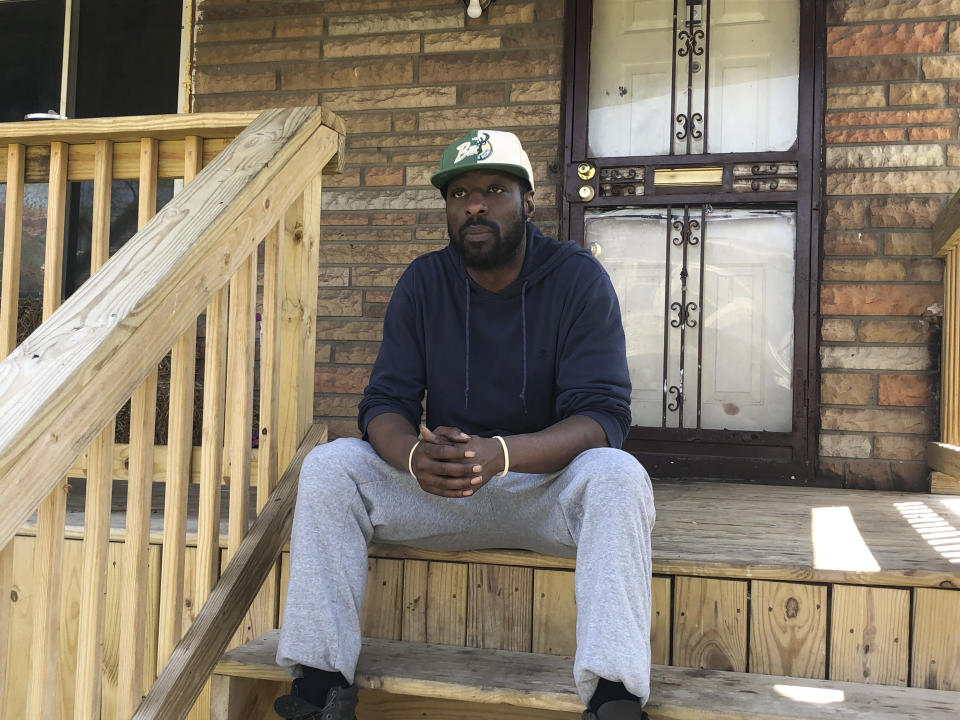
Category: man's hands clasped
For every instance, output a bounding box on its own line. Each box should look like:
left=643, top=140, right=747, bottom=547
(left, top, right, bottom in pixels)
left=410, top=425, right=506, bottom=498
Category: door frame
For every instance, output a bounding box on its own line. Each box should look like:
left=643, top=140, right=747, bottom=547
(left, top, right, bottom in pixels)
left=559, top=0, right=826, bottom=483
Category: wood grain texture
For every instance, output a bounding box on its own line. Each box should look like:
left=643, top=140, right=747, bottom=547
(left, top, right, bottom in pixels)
left=927, top=442, right=960, bottom=480
left=0, top=107, right=342, bottom=552
left=277, top=195, right=307, bottom=471
left=401, top=560, right=467, bottom=646
left=650, top=576, right=672, bottom=666
left=532, top=569, right=576, bottom=656
left=673, top=577, right=747, bottom=672
left=42, top=141, right=67, bottom=318
left=749, top=581, right=826, bottom=679
left=467, top=564, right=533, bottom=652
left=214, top=632, right=960, bottom=719
left=297, top=176, right=323, bottom=441
left=130, top=424, right=326, bottom=720
left=1, top=143, right=25, bottom=356
left=361, top=558, right=404, bottom=640
left=911, top=588, right=960, bottom=690
left=830, top=585, right=909, bottom=686
left=930, top=471, right=960, bottom=495
left=934, top=186, right=960, bottom=257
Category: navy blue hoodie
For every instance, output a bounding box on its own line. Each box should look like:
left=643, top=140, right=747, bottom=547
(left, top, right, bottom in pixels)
left=358, top=222, right=632, bottom=448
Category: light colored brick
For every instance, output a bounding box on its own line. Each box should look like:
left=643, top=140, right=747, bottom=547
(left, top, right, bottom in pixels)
left=827, top=56, right=920, bottom=83
left=825, top=128, right=906, bottom=143
left=282, top=58, right=413, bottom=90
left=328, top=9, right=463, bottom=36
left=197, top=19, right=275, bottom=43
left=948, top=145, right=960, bottom=166
left=844, top=460, right=893, bottom=489
left=460, top=83, right=506, bottom=106
left=878, top=374, right=935, bottom=405
left=825, top=144, right=944, bottom=169
left=322, top=169, right=361, bottom=188
left=351, top=266, right=405, bottom=287
left=822, top=258, right=908, bottom=281
left=488, top=1, right=536, bottom=24
left=275, top=16, right=325, bottom=38
left=321, top=86, right=457, bottom=111
left=922, top=55, right=960, bottom=79
left=909, top=258, right=943, bottom=281
left=827, top=22, right=946, bottom=57
left=820, top=433, right=873, bottom=458
left=824, top=232, right=880, bottom=255
left=884, top=232, right=933, bottom=255
left=333, top=342, right=380, bottom=364
left=858, top=319, right=933, bottom=343
left=315, top=366, right=371, bottom=393
left=826, top=108, right=953, bottom=126
left=314, top=242, right=443, bottom=264
left=393, top=112, right=418, bottom=131
left=364, top=166, right=404, bottom=186
left=335, top=111, right=392, bottom=134
left=825, top=199, right=868, bottom=229
left=196, top=39, right=319, bottom=65
left=821, top=345, right=932, bottom=371
left=323, top=33, right=421, bottom=57
left=317, top=267, right=350, bottom=287
left=316, top=288, right=363, bottom=316
left=889, top=82, right=947, bottom=106
left=324, top=188, right=443, bottom=212
left=315, top=394, right=362, bottom=417
left=321, top=227, right=412, bottom=243
left=194, top=67, right=276, bottom=94
left=371, top=212, right=416, bottom=225
left=874, top=435, right=927, bottom=461
left=510, top=80, right=562, bottom=103
left=419, top=104, right=561, bottom=130
left=420, top=50, right=562, bottom=83
left=423, top=30, right=502, bottom=53
left=889, top=462, right=929, bottom=491
left=364, top=290, right=393, bottom=304
left=192, top=90, right=318, bottom=112
left=820, top=284, right=942, bottom=315
left=870, top=198, right=942, bottom=228
left=820, top=407, right=933, bottom=434
left=405, top=165, right=434, bottom=186
left=828, top=0, right=960, bottom=23
left=827, top=85, right=886, bottom=109
left=826, top=170, right=960, bottom=196
left=316, top=319, right=383, bottom=341
left=822, top=319, right=857, bottom=342
left=320, top=213, right=369, bottom=227
left=821, top=373, right=874, bottom=404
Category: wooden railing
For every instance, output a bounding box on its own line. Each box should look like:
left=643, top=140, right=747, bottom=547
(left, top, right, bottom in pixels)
left=0, top=107, right=343, bottom=719
left=929, top=192, right=960, bottom=495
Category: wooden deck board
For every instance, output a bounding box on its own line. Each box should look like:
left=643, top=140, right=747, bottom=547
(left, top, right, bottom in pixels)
left=18, top=480, right=960, bottom=588
left=214, top=631, right=960, bottom=719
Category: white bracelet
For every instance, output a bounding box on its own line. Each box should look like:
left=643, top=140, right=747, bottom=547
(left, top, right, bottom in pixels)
left=408, top=440, right=421, bottom=480
left=493, top=435, right=509, bottom=477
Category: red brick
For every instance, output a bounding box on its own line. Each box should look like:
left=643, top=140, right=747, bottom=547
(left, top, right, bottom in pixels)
left=820, top=284, right=942, bottom=315
left=826, top=22, right=946, bottom=57
left=314, top=366, right=371, bottom=393
left=825, top=128, right=906, bottom=143
left=364, top=166, right=404, bottom=186
left=909, top=126, right=954, bottom=140
left=826, top=109, right=954, bottom=126
left=878, top=374, right=935, bottom=406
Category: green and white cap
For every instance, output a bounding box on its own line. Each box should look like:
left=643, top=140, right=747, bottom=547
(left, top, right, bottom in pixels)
left=430, top=129, right=535, bottom=192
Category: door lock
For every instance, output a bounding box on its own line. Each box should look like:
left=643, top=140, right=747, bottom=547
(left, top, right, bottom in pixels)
left=577, top=163, right=596, bottom=180
left=578, top=185, right=595, bottom=201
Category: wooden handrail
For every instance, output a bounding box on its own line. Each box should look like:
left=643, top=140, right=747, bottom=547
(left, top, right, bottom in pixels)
left=133, top=423, right=327, bottom=720
left=0, top=105, right=342, bottom=551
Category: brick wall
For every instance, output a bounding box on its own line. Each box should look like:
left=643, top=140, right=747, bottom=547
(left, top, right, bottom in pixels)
left=193, top=0, right=957, bottom=490
left=822, top=1, right=957, bottom=490
left=193, top=0, right=565, bottom=441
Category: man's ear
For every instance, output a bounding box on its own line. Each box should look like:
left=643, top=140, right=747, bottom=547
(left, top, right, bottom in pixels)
left=523, top=190, right=535, bottom=219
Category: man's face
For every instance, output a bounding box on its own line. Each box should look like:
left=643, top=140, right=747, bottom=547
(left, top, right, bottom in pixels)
left=445, top=170, right=532, bottom=271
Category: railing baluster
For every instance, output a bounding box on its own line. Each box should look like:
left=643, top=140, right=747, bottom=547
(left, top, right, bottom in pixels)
left=26, top=140, right=69, bottom=720
left=946, top=250, right=959, bottom=446
left=226, top=254, right=256, bottom=575
left=157, top=138, right=202, bottom=670
left=241, top=221, right=284, bottom=644
left=0, top=141, right=25, bottom=704
left=74, top=139, right=116, bottom=720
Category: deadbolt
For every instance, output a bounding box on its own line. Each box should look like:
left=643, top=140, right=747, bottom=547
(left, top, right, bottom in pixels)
left=577, top=163, right=596, bottom=180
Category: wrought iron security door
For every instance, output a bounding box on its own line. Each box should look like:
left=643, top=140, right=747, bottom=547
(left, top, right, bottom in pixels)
left=562, top=0, right=822, bottom=481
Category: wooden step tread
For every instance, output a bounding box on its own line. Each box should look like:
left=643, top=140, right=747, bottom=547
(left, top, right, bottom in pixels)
left=214, top=631, right=960, bottom=719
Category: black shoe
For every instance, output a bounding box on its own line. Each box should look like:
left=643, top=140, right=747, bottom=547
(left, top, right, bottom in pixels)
left=274, top=683, right=359, bottom=720
left=582, top=699, right=650, bottom=720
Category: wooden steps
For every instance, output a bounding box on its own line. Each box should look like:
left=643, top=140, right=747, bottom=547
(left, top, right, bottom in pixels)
left=213, top=630, right=960, bottom=719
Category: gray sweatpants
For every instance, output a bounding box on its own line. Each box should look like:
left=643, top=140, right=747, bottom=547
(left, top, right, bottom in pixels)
left=276, top=437, right=655, bottom=705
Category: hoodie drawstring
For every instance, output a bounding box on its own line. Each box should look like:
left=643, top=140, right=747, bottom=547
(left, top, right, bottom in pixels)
left=464, top=275, right=471, bottom=408
left=519, top=280, right=528, bottom=414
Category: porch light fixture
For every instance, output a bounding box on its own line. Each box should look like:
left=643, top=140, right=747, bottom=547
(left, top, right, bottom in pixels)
left=463, top=0, right=495, bottom=18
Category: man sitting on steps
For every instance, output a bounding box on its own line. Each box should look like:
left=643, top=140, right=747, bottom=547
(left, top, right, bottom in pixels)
left=274, top=129, right=656, bottom=720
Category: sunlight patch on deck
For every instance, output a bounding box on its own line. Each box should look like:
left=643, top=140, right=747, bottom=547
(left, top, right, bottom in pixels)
left=773, top=684, right=845, bottom=705
left=810, top=506, right=880, bottom=572
left=895, top=501, right=960, bottom=564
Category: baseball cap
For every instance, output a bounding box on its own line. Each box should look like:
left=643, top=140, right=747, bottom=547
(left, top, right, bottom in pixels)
left=430, top=129, right=535, bottom=193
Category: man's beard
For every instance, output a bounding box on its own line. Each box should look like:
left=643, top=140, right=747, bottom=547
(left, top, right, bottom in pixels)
left=449, top=214, right=526, bottom=271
